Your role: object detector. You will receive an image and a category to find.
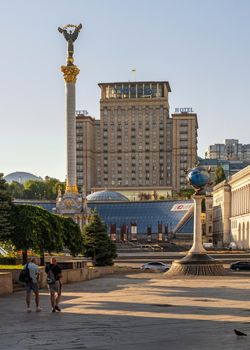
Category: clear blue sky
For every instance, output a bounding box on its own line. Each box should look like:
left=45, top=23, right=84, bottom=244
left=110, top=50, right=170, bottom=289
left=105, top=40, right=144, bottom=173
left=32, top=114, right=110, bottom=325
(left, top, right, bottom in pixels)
left=1, top=0, right=250, bottom=181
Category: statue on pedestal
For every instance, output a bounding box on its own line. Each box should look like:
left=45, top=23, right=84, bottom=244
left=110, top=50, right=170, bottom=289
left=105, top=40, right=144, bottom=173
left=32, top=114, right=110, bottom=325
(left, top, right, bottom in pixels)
left=58, top=24, right=82, bottom=65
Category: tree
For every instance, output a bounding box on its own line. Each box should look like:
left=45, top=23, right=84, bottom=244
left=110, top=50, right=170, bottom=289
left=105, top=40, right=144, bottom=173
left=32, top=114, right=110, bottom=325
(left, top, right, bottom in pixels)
left=8, top=177, right=66, bottom=200
left=214, top=166, right=226, bottom=185
left=10, top=205, right=63, bottom=264
left=83, top=209, right=117, bottom=266
left=177, top=188, right=195, bottom=199
left=61, top=216, right=85, bottom=256
left=8, top=181, right=24, bottom=199
left=0, top=173, right=13, bottom=243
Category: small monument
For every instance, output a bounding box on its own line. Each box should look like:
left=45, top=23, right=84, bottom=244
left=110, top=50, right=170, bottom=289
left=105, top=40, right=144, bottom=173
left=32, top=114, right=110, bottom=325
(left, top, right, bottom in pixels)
left=56, top=24, right=90, bottom=227
left=166, top=167, right=227, bottom=276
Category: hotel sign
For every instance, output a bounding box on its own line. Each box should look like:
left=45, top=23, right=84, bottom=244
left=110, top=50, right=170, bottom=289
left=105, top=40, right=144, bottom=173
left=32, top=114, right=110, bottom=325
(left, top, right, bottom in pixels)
left=171, top=203, right=193, bottom=211
left=175, top=107, right=194, bottom=113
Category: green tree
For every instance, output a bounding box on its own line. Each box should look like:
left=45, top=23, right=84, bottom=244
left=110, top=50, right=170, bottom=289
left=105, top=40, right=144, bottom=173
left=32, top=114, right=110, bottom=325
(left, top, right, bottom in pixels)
left=214, top=166, right=226, bottom=185
left=83, top=209, right=117, bottom=266
left=7, top=177, right=66, bottom=200
left=10, top=205, right=63, bottom=264
left=61, top=216, right=85, bottom=256
left=8, top=181, right=24, bottom=199
left=23, top=180, right=48, bottom=199
left=177, top=188, right=195, bottom=199
left=0, top=173, right=13, bottom=243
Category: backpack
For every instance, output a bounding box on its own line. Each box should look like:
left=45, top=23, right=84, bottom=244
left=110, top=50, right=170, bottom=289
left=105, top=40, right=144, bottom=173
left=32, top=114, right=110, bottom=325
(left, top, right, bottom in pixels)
left=19, top=263, right=32, bottom=283
left=47, top=266, right=56, bottom=285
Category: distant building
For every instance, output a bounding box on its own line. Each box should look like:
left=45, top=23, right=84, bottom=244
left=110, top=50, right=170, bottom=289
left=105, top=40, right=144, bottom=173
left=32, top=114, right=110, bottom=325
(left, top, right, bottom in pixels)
left=206, top=139, right=250, bottom=161
left=76, top=81, right=198, bottom=197
left=4, top=171, right=42, bottom=184
left=199, top=158, right=250, bottom=183
left=212, top=165, right=250, bottom=248
left=14, top=195, right=194, bottom=243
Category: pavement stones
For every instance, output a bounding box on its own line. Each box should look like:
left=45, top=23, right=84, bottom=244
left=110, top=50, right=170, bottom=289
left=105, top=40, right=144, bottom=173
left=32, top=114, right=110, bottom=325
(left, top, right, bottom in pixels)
left=1, top=272, right=250, bottom=349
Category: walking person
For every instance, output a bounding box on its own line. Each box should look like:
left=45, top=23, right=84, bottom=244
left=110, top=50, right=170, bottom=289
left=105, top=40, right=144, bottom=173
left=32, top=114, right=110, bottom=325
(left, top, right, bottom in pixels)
left=46, top=258, right=62, bottom=312
left=25, top=257, right=42, bottom=313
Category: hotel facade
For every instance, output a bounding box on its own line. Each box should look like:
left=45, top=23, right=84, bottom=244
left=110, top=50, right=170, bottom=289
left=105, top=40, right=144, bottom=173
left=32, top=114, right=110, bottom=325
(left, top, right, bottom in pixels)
left=76, top=81, right=198, bottom=199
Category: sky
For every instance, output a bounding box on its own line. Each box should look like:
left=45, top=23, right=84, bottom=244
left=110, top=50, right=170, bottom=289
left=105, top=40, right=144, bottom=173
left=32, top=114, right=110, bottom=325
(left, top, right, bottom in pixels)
left=0, top=0, right=250, bottom=181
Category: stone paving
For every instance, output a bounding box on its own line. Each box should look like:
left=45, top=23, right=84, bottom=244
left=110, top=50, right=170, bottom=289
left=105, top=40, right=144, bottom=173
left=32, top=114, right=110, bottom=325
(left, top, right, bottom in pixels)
left=1, top=271, right=250, bottom=349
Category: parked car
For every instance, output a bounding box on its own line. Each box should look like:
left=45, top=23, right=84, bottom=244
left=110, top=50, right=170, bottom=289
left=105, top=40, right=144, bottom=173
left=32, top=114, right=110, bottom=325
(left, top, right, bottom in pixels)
left=140, top=262, right=170, bottom=272
left=230, top=261, right=250, bottom=271
left=203, top=242, right=213, bottom=249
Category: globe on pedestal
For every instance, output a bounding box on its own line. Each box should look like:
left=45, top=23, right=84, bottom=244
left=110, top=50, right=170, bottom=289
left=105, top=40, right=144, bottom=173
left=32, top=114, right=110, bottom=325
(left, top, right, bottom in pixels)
left=187, top=167, right=209, bottom=193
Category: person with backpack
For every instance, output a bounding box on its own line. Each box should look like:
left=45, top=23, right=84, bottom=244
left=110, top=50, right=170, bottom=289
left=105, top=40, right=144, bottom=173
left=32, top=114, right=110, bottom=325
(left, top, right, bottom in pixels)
left=45, top=257, right=62, bottom=312
left=24, top=257, right=41, bottom=313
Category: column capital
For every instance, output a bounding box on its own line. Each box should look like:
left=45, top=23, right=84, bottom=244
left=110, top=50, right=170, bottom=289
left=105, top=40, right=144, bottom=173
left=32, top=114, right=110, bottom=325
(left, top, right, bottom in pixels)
left=61, top=65, right=80, bottom=83
left=65, top=185, right=78, bottom=194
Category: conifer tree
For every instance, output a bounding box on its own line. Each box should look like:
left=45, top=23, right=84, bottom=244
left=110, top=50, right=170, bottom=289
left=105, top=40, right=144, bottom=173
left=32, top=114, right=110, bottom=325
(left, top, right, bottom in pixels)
left=214, top=166, right=226, bottom=185
left=83, top=209, right=117, bottom=266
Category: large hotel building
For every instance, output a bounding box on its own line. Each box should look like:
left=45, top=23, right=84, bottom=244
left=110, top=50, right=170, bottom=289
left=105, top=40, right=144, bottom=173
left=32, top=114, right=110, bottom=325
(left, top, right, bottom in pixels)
left=76, top=81, right=198, bottom=199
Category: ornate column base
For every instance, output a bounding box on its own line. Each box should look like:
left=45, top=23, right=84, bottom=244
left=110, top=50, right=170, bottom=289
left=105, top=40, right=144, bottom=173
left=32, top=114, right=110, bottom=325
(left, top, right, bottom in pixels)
left=65, top=185, right=78, bottom=194
left=165, top=253, right=227, bottom=276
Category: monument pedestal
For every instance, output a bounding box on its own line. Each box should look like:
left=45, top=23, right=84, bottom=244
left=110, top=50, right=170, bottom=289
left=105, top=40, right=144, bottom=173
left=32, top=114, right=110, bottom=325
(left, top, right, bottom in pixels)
left=56, top=190, right=90, bottom=230
left=166, top=195, right=227, bottom=276
left=166, top=253, right=227, bottom=276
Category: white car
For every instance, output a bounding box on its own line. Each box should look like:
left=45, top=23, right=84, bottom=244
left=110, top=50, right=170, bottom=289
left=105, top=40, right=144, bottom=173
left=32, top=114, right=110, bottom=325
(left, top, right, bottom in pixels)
left=141, top=262, right=170, bottom=272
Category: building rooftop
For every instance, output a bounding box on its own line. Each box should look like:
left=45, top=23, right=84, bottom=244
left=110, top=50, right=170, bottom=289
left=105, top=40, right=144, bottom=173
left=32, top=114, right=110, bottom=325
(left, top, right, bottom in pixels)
left=4, top=171, right=42, bottom=184
left=86, top=190, right=129, bottom=202
left=98, top=81, right=171, bottom=92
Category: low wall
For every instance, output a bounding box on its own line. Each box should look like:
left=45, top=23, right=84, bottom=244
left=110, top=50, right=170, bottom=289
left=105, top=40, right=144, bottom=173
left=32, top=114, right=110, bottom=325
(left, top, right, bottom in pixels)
left=0, top=266, right=115, bottom=295
left=0, top=272, right=13, bottom=295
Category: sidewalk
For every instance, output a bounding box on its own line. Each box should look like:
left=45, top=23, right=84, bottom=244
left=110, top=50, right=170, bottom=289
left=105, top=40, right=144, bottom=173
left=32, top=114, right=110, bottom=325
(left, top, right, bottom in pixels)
left=0, top=272, right=250, bottom=349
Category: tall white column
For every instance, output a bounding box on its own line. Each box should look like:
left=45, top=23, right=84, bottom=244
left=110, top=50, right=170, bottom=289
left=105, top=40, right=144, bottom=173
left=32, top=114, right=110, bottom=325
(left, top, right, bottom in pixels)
left=189, top=195, right=206, bottom=253
left=61, top=65, right=80, bottom=193
left=66, top=82, right=76, bottom=189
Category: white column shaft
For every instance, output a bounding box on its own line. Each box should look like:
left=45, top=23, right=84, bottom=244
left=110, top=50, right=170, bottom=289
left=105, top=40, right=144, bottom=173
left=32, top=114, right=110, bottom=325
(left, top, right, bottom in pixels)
left=189, top=196, right=206, bottom=253
left=66, top=82, right=76, bottom=188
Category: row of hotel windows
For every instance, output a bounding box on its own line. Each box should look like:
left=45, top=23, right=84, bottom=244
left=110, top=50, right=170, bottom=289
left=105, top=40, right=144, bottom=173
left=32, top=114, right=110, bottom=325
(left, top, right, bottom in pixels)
left=104, top=84, right=165, bottom=99
left=77, top=179, right=170, bottom=186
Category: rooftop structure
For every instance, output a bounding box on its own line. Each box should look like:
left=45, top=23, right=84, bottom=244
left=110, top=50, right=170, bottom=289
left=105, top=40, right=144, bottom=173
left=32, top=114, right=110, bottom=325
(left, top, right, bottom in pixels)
left=4, top=172, right=42, bottom=184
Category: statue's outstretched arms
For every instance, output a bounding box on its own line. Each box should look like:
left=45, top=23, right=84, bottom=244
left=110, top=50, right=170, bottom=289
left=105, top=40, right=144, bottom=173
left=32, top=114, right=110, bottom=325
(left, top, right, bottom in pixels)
left=71, top=24, right=82, bottom=42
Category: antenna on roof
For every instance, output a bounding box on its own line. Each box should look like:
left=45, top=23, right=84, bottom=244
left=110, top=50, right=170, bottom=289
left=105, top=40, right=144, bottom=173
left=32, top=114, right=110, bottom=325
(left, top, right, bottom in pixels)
left=132, top=69, right=136, bottom=82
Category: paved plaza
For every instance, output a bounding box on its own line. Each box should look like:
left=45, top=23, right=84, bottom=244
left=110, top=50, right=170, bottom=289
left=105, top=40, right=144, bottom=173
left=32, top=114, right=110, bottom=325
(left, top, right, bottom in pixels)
left=1, top=271, right=250, bottom=350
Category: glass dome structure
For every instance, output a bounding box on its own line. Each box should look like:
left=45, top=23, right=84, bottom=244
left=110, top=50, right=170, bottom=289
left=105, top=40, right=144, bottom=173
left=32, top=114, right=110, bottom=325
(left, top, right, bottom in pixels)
left=86, top=190, right=129, bottom=202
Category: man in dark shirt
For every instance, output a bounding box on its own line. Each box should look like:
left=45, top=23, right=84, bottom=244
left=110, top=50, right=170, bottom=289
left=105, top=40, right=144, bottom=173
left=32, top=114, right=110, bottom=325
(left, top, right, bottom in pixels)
left=45, top=257, right=62, bottom=312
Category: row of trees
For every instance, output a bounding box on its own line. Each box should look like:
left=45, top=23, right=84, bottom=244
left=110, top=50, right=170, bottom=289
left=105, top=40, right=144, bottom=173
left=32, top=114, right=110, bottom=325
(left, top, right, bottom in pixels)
left=7, top=177, right=66, bottom=200
left=0, top=174, right=116, bottom=266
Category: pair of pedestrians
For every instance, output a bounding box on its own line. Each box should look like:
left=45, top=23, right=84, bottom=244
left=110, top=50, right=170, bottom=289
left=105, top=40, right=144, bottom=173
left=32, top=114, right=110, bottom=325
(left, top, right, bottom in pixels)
left=24, top=257, right=62, bottom=313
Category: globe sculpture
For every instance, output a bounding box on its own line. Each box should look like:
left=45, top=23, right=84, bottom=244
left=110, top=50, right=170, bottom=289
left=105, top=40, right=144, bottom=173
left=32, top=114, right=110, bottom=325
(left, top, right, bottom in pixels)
left=187, top=167, right=209, bottom=194
left=165, top=166, right=226, bottom=276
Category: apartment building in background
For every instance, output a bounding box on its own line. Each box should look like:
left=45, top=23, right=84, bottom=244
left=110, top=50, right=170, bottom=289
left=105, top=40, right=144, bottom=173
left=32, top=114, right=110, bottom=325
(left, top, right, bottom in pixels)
left=76, top=81, right=198, bottom=199
left=206, top=139, right=250, bottom=161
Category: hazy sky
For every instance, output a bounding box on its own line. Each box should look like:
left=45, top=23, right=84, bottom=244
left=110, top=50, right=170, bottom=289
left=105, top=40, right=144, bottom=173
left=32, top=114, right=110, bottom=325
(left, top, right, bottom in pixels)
left=1, top=0, right=249, bottom=181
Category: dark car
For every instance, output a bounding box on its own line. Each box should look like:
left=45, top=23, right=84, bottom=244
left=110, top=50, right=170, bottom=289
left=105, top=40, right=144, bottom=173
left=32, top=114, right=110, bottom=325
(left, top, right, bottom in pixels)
left=230, top=261, right=250, bottom=271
